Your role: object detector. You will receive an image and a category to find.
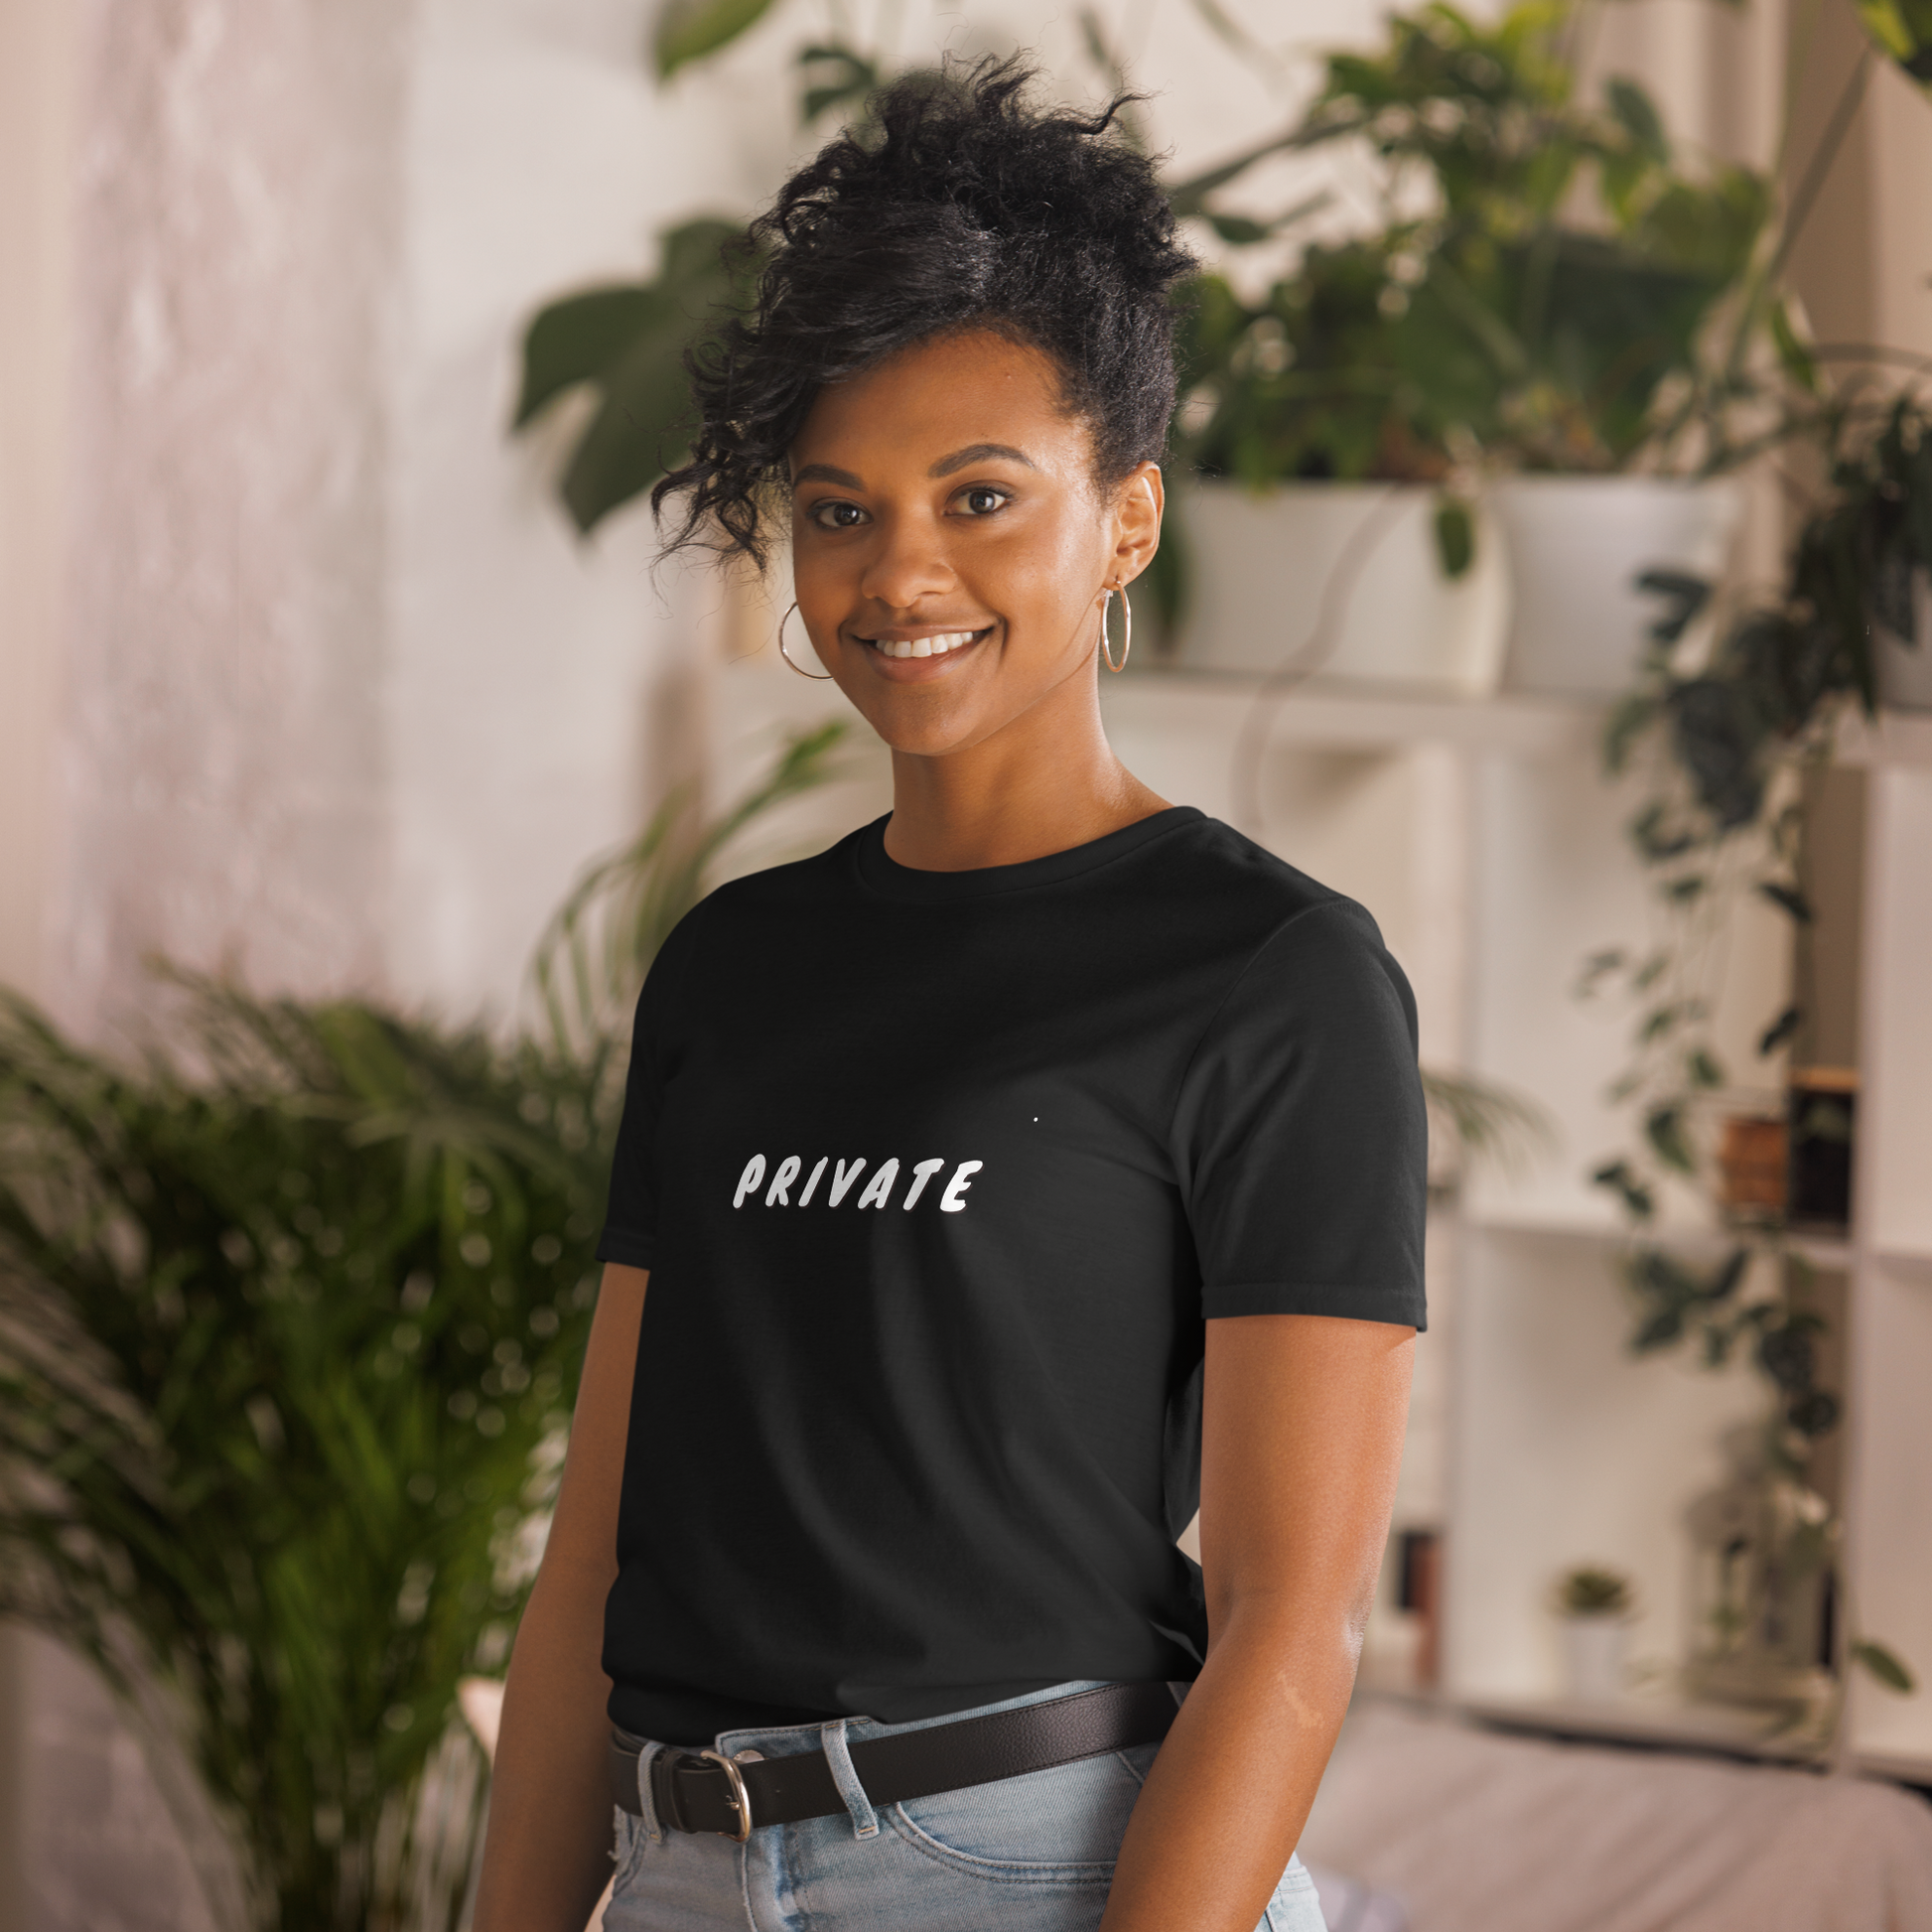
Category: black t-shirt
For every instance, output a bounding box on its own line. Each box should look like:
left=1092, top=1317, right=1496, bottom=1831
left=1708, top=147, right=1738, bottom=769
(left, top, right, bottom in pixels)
left=595, top=806, right=1426, bottom=1745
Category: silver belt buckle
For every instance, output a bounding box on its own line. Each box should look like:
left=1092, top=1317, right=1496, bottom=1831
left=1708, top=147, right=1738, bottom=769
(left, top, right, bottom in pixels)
left=698, top=1748, right=754, bottom=1841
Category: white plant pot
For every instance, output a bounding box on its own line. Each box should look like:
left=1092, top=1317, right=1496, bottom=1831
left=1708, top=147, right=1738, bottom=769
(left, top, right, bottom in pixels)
left=1875, top=569, right=1932, bottom=712
left=1492, top=477, right=1743, bottom=698
left=1560, top=1615, right=1629, bottom=1703
left=1173, top=483, right=1512, bottom=695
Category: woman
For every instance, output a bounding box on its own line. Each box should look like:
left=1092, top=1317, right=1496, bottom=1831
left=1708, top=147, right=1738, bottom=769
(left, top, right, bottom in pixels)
left=475, top=62, right=1424, bottom=1932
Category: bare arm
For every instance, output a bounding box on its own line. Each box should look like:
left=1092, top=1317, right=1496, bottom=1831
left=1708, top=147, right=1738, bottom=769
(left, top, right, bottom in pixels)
left=1099, top=1313, right=1414, bottom=1932
left=473, top=1262, right=647, bottom=1932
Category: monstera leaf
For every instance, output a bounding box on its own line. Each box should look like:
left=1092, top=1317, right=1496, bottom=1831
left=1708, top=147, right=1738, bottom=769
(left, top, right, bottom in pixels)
left=1858, top=0, right=1932, bottom=85
left=513, top=217, right=756, bottom=534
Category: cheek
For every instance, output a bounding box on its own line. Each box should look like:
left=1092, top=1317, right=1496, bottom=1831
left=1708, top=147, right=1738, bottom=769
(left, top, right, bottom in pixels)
left=980, top=510, right=1107, bottom=630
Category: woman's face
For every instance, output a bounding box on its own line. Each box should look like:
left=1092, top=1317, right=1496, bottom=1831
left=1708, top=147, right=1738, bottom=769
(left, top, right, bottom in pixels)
left=787, top=329, right=1162, bottom=759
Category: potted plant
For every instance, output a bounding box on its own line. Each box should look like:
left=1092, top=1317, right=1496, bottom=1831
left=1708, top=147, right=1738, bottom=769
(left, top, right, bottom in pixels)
left=0, top=729, right=845, bottom=1932
left=1553, top=1565, right=1635, bottom=1702
left=1166, top=0, right=1773, bottom=695
left=1166, top=232, right=1514, bottom=693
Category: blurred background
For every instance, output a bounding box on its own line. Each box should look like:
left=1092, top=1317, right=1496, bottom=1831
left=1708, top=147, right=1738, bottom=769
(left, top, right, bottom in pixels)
left=3, top=1, right=1931, bottom=1928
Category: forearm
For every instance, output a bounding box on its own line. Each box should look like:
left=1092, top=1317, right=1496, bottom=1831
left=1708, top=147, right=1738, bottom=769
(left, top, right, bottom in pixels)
left=472, top=1553, right=618, bottom=1932
left=1099, top=1599, right=1359, bottom=1931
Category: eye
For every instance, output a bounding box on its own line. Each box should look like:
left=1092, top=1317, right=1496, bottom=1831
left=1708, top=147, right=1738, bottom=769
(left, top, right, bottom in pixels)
left=808, top=499, right=868, bottom=530
left=954, top=485, right=1012, bottom=517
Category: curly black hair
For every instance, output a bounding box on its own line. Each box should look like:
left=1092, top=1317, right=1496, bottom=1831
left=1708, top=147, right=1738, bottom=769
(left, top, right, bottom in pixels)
left=652, top=58, right=1196, bottom=568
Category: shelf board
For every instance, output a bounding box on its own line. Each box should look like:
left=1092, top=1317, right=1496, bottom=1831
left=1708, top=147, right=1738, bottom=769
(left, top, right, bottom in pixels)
left=1463, top=1207, right=1856, bottom=1271
left=1449, top=1690, right=1830, bottom=1766
left=1106, top=667, right=1932, bottom=765
left=1102, top=669, right=1601, bottom=757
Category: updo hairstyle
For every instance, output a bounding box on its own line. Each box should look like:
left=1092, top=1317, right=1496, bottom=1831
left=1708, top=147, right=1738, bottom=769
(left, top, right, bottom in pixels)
left=653, top=57, right=1196, bottom=568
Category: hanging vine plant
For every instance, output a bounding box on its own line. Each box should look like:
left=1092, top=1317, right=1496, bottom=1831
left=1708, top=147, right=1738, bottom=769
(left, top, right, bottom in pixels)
left=1581, top=384, right=1929, bottom=1702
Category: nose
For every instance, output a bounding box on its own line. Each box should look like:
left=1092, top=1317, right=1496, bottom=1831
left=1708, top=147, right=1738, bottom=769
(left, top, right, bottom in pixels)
left=858, top=508, right=956, bottom=614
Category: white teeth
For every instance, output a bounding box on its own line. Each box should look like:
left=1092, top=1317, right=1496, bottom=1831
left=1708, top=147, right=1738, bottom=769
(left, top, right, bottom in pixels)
left=870, top=628, right=980, bottom=658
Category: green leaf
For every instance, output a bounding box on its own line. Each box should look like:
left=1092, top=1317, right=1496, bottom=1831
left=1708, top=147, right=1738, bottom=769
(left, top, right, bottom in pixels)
left=1605, top=76, right=1669, bottom=161
left=558, top=320, right=703, bottom=533
left=1687, top=1047, right=1725, bottom=1089
left=1636, top=570, right=1713, bottom=646
left=1575, top=947, right=1626, bottom=996
left=656, top=216, right=745, bottom=289
left=1207, top=212, right=1275, bottom=246
left=1758, top=880, right=1815, bottom=923
left=1633, top=1308, right=1685, bottom=1350
left=1632, top=952, right=1669, bottom=992
left=1759, top=1005, right=1802, bottom=1055
left=1603, top=695, right=1658, bottom=773
left=1856, top=0, right=1932, bottom=85
left=1851, top=1638, right=1918, bottom=1693
left=514, top=288, right=665, bottom=428
left=1645, top=1105, right=1696, bottom=1173
left=1592, top=1159, right=1655, bottom=1221
left=1706, top=1246, right=1749, bottom=1302
left=1768, top=297, right=1821, bottom=395
left=1433, top=495, right=1476, bottom=579
left=798, top=42, right=879, bottom=124
left=652, top=0, right=777, bottom=79
left=1167, top=132, right=1300, bottom=217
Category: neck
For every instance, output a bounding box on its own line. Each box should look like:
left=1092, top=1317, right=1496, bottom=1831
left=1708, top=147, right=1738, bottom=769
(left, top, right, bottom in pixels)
left=880, top=666, right=1170, bottom=872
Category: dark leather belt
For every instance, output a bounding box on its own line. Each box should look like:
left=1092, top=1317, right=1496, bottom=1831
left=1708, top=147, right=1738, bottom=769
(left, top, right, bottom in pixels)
left=611, top=1682, right=1177, bottom=1840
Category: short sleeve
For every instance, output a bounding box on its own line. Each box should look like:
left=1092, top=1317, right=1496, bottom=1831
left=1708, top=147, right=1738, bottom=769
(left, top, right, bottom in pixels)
left=1171, top=898, right=1427, bottom=1329
left=595, top=903, right=706, bottom=1272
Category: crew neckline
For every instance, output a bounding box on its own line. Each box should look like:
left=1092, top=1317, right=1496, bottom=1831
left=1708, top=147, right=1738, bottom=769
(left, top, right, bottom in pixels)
left=854, top=806, right=1206, bottom=902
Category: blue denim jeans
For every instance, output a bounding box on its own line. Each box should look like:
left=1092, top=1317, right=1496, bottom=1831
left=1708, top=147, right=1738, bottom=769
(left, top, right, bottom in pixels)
left=605, top=1680, right=1327, bottom=1931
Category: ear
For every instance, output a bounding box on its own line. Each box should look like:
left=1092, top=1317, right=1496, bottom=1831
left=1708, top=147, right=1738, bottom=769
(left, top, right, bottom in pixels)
left=1106, top=462, right=1165, bottom=591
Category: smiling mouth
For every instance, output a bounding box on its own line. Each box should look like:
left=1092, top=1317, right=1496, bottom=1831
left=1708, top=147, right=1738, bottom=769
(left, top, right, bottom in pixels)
left=858, top=627, right=991, bottom=660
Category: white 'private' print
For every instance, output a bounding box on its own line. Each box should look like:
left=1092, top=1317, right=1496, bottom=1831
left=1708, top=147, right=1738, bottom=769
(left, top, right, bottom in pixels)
left=731, top=1156, right=983, bottom=1212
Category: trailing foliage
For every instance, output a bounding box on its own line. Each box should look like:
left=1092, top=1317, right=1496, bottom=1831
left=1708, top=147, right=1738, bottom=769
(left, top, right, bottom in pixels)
left=1580, top=392, right=1929, bottom=1704
left=1588, top=390, right=1931, bottom=1237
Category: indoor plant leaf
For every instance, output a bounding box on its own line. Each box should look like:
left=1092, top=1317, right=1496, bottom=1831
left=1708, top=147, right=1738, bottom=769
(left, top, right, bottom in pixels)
left=513, top=288, right=668, bottom=428
left=1851, top=1638, right=1919, bottom=1693
left=1855, top=0, right=1932, bottom=85
left=652, top=0, right=778, bottom=79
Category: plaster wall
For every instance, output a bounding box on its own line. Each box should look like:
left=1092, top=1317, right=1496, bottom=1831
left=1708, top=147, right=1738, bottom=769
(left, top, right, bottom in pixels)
left=48, top=0, right=407, bottom=1039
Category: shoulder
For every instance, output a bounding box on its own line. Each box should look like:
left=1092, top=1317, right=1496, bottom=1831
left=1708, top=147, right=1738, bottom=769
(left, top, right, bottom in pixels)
left=1157, top=820, right=1415, bottom=1043
left=1157, top=816, right=1393, bottom=963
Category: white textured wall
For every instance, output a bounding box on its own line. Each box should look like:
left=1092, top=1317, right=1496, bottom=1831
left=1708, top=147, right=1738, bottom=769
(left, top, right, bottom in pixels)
left=50, top=0, right=407, bottom=1036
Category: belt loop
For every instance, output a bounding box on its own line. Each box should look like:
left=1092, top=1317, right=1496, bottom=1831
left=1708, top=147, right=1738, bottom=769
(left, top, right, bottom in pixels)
left=637, top=1742, right=667, bottom=1842
left=818, top=1720, right=879, bottom=1840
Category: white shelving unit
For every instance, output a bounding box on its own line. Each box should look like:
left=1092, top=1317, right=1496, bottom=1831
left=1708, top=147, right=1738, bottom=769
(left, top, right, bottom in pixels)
left=704, top=637, right=1932, bottom=1784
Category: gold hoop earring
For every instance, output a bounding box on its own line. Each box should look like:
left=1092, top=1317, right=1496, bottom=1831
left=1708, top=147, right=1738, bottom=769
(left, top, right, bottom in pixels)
left=1099, top=583, right=1132, bottom=674
left=777, top=602, right=833, bottom=679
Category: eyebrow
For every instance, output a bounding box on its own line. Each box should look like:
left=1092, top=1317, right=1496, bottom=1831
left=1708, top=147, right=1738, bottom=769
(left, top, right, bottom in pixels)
left=929, top=443, right=1036, bottom=478
left=792, top=463, right=866, bottom=488
left=790, top=443, right=1038, bottom=491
